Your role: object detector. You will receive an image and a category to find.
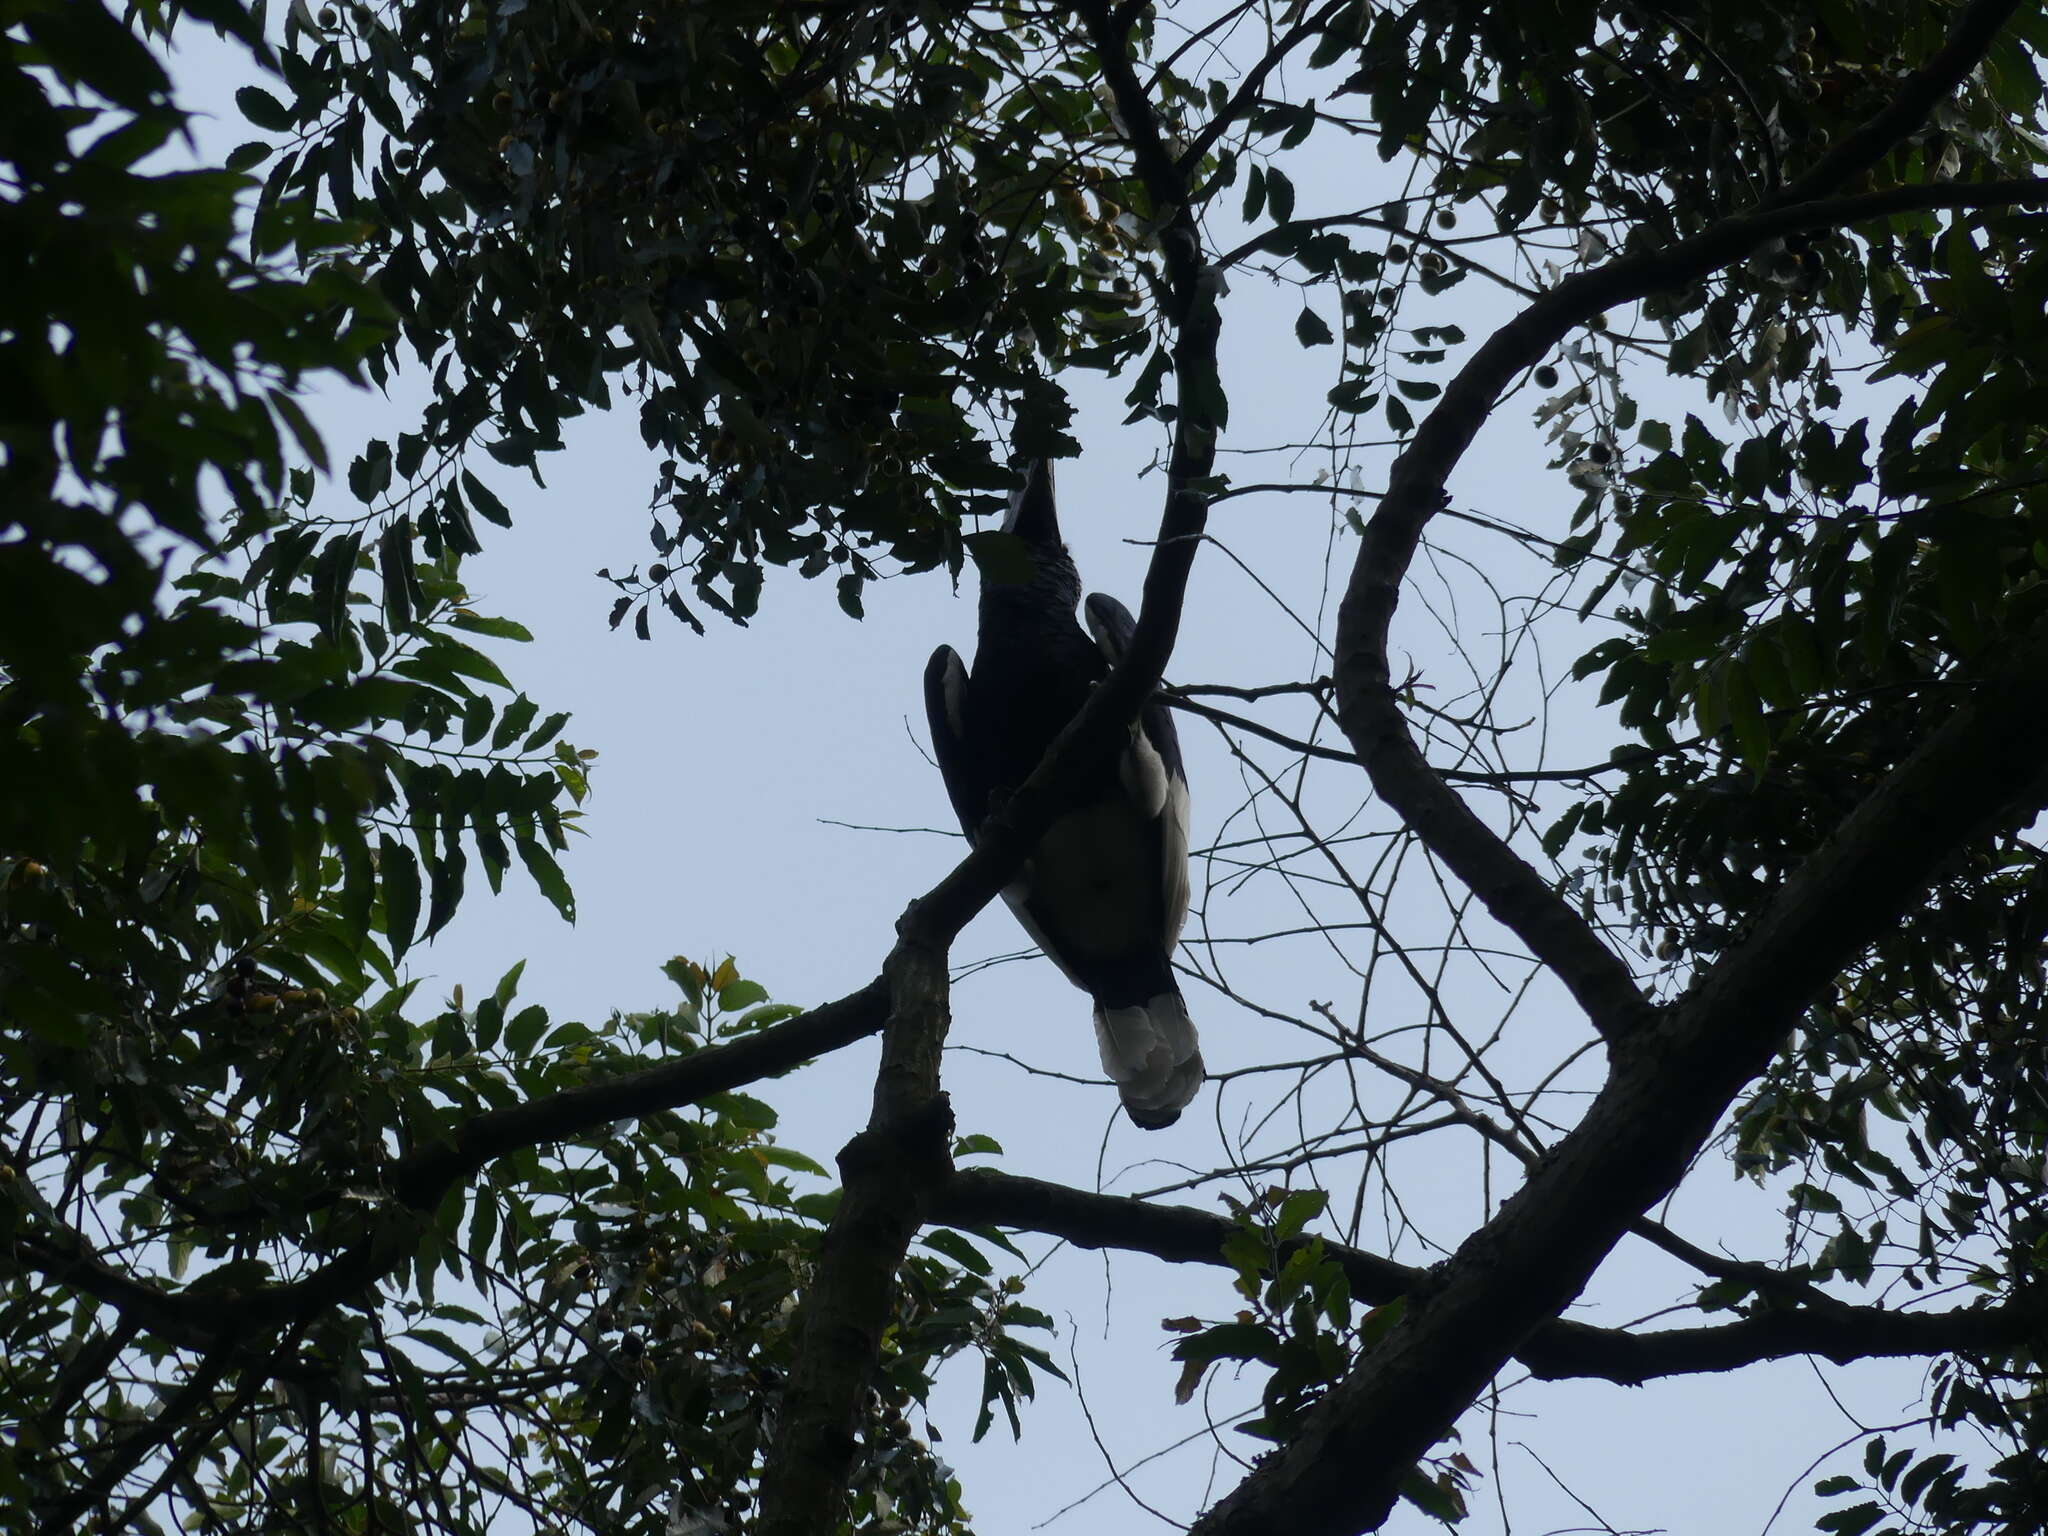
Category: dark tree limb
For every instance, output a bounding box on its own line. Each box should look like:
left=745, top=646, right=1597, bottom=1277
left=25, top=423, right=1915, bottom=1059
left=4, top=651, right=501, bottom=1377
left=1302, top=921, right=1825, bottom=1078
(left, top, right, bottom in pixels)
left=1331, top=175, right=2046, bottom=1048
left=931, top=1169, right=2042, bottom=1386
left=383, top=975, right=893, bottom=1207
left=32, top=1336, right=238, bottom=1536
left=758, top=937, right=956, bottom=1536
left=1333, top=24, right=2044, bottom=1052
left=1782, top=0, right=2030, bottom=200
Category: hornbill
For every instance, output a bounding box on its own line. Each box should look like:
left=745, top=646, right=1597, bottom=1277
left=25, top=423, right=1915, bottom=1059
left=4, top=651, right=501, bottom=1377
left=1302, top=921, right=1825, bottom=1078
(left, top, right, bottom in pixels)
left=924, top=460, right=1202, bottom=1128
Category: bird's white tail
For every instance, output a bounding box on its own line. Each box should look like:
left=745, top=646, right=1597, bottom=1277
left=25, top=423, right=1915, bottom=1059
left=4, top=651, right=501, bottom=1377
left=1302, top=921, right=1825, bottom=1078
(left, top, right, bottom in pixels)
left=1093, top=993, right=1203, bottom=1129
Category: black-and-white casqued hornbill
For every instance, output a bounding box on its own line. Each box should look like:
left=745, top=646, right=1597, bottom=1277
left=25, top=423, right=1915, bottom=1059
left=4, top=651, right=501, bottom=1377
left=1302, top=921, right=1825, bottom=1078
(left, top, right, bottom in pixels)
left=924, top=460, right=1202, bottom=1128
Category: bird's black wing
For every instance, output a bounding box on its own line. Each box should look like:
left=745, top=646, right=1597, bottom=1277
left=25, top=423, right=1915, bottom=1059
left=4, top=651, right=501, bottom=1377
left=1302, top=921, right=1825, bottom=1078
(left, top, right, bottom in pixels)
left=924, top=644, right=986, bottom=838
left=1083, top=592, right=1192, bottom=946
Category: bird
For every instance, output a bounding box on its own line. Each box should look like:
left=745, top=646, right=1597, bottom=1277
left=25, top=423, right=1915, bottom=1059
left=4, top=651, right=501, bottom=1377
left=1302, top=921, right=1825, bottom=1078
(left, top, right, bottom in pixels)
left=924, top=458, right=1202, bottom=1128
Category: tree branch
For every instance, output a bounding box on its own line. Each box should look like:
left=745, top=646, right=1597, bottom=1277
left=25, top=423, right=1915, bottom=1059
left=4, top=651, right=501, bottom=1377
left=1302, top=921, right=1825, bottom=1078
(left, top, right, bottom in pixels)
left=1783, top=0, right=2029, bottom=201
left=758, top=8, right=1233, bottom=1525
left=931, top=1169, right=2041, bottom=1387
left=1199, top=608, right=2048, bottom=1534
left=1334, top=169, right=2048, bottom=1050
left=33, top=1336, right=238, bottom=1535
left=383, top=976, right=892, bottom=1206
left=1175, top=0, right=1353, bottom=177
left=760, top=940, right=954, bottom=1535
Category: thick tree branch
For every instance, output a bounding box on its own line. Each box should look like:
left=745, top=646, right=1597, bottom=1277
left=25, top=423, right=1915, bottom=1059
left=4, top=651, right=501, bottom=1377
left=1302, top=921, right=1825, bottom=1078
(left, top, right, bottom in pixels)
left=1783, top=0, right=2029, bottom=200
left=932, top=1169, right=2041, bottom=1386
left=759, top=941, right=954, bottom=1535
left=1333, top=172, right=2048, bottom=1050
left=11, top=1231, right=218, bottom=1353
left=1320, top=0, right=2038, bottom=1052
left=383, top=976, right=892, bottom=1206
left=33, top=1337, right=237, bottom=1535
left=1546, top=1295, right=2043, bottom=1384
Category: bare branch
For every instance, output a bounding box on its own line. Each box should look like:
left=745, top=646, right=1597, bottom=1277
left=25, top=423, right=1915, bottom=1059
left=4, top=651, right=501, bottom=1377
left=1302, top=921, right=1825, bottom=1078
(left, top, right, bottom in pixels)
left=760, top=940, right=954, bottom=1535
left=931, top=1170, right=2041, bottom=1387
left=1176, top=0, right=1354, bottom=175
left=1336, top=173, right=2048, bottom=1047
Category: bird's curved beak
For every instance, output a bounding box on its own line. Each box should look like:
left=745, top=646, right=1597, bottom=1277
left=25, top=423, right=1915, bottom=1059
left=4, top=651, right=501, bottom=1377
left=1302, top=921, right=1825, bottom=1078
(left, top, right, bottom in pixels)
left=1002, top=458, right=1059, bottom=544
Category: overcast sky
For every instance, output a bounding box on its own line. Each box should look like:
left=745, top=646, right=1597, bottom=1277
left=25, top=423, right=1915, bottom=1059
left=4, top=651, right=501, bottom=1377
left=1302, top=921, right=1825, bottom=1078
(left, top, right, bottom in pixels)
left=155, top=14, right=1959, bottom=1532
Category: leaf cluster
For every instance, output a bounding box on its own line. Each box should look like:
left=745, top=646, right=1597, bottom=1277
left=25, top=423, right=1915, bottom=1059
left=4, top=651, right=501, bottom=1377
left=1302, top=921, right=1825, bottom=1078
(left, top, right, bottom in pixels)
left=1162, top=1187, right=1474, bottom=1524
left=238, top=1, right=1227, bottom=629
left=0, top=11, right=1010, bottom=1531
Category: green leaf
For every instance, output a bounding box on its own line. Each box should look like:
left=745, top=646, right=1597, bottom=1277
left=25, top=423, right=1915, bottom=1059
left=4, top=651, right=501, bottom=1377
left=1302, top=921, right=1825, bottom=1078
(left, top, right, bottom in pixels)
left=922, top=1229, right=993, bottom=1276
left=1398, top=1468, right=1468, bottom=1523
left=716, top=978, right=769, bottom=1011
left=1816, top=1502, right=1884, bottom=1536
left=491, top=959, right=525, bottom=1014
left=1898, top=1453, right=1955, bottom=1506
left=452, top=612, right=535, bottom=642
left=1266, top=166, right=1296, bottom=223
left=505, top=1005, right=549, bottom=1054
left=380, top=836, right=422, bottom=958
left=349, top=439, right=394, bottom=505
left=422, top=637, right=514, bottom=691
left=1790, top=1181, right=1843, bottom=1215
left=523, top=711, right=571, bottom=750
left=756, top=1145, right=828, bottom=1177
left=492, top=694, right=540, bottom=752
left=235, top=84, right=294, bottom=131
left=707, top=1092, right=777, bottom=1131
left=468, top=1193, right=500, bottom=1274
left=1241, top=162, right=1267, bottom=223
left=516, top=837, right=575, bottom=922
left=1294, top=307, right=1334, bottom=348
left=379, top=518, right=416, bottom=633
left=461, top=470, right=513, bottom=528
left=1273, top=1188, right=1328, bottom=1241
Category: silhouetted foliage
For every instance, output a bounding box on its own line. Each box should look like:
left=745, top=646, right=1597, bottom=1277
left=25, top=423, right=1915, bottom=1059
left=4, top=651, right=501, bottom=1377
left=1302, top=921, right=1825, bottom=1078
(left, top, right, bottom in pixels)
left=7, top=1, right=2048, bottom=1533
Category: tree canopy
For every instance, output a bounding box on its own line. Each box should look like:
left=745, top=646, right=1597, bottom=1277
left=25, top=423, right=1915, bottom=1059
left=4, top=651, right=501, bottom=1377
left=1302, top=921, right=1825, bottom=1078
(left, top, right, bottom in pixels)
left=5, top=0, right=2048, bottom=1533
